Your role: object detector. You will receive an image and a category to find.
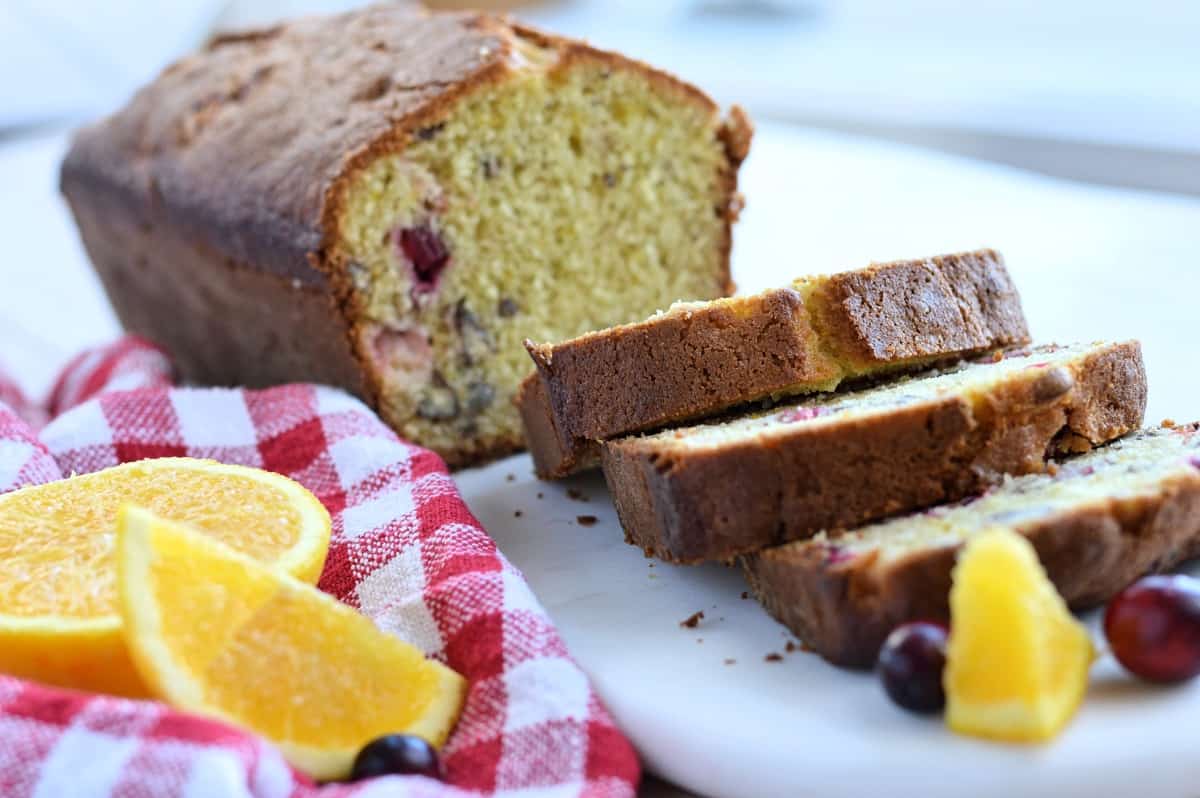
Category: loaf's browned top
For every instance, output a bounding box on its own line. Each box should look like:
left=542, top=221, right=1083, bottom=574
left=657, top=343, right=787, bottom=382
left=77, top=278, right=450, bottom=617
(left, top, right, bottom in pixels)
left=60, top=5, right=727, bottom=287
left=62, top=7, right=512, bottom=283
left=520, top=249, right=1030, bottom=478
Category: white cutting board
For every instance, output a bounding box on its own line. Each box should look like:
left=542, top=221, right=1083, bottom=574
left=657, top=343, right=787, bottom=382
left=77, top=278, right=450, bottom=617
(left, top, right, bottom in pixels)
left=454, top=129, right=1200, bottom=797
left=5, top=124, right=1200, bottom=797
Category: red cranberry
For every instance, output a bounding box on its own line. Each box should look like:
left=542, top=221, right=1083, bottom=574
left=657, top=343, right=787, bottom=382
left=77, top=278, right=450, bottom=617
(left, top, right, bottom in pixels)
left=397, top=225, right=449, bottom=290
left=823, top=544, right=855, bottom=565
left=1104, top=574, right=1200, bottom=684
left=350, top=734, right=441, bottom=781
left=778, top=406, right=825, bottom=423
left=878, top=621, right=948, bottom=713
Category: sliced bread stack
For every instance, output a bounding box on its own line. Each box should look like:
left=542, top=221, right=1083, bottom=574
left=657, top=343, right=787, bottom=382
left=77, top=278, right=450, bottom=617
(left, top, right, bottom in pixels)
left=517, top=248, right=1192, bottom=668
left=519, top=248, right=1029, bottom=477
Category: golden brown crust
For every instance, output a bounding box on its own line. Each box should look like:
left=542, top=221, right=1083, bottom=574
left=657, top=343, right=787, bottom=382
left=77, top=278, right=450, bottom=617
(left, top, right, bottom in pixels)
left=516, top=375, right=597, bottom=475
left=601, top=342, right=1147, bottom=564
left=719, top=105, right=754, bottom=165
left=805, top=248, right=1029, bottom=370
left=63, top=192, right=368, bottom=395
left=60, top=5, right=746, bottom=469
left=743, top=443, right=1200, bottom=668
left=522, top=250, right=1030, bottom=478
left=520, top=287, right=837, bottom=478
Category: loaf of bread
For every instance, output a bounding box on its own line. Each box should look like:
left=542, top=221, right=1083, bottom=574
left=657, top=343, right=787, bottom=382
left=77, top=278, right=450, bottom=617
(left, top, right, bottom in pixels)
left=602, top=341, right=1146, bottom=563
left=744, top=423, right=1200, bottom=667
left=60, top=5, right=751, bottom=467
left=520, top=249, right=1030, bottom=478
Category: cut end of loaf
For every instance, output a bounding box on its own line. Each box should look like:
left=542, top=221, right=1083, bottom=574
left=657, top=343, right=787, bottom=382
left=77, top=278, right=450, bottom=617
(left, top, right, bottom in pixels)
left=335, top=39, right=743, bottom=466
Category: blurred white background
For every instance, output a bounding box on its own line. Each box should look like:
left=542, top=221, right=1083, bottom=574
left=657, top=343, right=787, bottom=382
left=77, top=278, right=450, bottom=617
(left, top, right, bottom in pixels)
left=4, top=0, right=1199, bottom=193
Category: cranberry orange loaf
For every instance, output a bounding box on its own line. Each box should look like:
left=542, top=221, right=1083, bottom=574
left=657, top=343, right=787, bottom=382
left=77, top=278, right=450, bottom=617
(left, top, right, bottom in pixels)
left=743, top=423, right=1200, bottom=667
left=602, top=341, right=1146, bottom=563
left=60, top=5, right=751, bottom=468
left=520, top=249, right=1029, bottom=478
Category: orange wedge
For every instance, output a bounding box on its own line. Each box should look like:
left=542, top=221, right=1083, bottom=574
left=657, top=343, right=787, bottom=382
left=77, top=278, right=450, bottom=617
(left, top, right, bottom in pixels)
left=0, top=458, right=330, bottom=697
left=944, top=528, right=1093, bottom=742
left=117, top=506, right=466, bottom=781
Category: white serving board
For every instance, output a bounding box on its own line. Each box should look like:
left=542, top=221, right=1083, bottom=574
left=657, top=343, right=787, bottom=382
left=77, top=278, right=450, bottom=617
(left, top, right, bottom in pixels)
left=5, top=123, right=1200, bottom=797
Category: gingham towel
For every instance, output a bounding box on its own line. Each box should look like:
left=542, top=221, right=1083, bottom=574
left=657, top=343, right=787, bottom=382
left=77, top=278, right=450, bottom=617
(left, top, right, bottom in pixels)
left=0, top=337, right=639, bottom=798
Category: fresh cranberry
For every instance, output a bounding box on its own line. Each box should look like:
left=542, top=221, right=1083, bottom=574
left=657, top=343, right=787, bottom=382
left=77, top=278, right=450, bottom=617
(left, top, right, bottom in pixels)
left=878, top=621, right=948, bottom=713
left=778, top=406, right=825, bottom=423
left=350, top=734, right=441, bottom=781
left=397, top=224, right=450, bottom=290
left=1104, top=575, right=1200, bottom=684
left=824, top=544, right=856, bottom=565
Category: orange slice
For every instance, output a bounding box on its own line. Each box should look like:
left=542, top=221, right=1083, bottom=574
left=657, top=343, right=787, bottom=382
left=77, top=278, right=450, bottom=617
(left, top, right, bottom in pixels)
left=117, top=506, right=466, bottom=781
left=944, top=528, right=1093, bottom=742
left=0, top=458, right=330, bottom=697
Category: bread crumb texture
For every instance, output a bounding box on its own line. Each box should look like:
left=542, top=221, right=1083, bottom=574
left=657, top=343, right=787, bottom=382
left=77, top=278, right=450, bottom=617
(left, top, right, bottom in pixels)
left=337, top=39, right=732, bottom=463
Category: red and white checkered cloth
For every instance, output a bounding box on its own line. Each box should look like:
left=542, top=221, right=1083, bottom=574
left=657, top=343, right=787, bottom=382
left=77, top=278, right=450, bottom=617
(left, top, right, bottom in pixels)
left=0, top=337, right=639, bottom=798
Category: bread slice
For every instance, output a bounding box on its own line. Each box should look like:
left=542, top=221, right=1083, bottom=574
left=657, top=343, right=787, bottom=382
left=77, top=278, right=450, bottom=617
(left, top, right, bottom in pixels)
left=519, top=249, right=1030, bottom=478
left=602, top=341, right=1146, bottom=564
left=60, top=6, right=750, bottom=468
left=743, top=423, right=1200, bottom=668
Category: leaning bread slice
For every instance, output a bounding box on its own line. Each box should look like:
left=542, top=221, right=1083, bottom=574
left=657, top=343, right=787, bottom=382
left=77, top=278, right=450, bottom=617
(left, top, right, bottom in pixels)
left=603, top=341, right=1145, bottom=564
left=743, top=423, right=1200, bottom=668
left=520, top=249, right=1029, bottom=478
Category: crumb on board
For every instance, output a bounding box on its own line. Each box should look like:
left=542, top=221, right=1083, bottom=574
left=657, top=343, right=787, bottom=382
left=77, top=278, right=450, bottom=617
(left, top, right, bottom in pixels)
left=785, top=641, right=797, bottom=653
left=505, top=473, right=516, bottom=482
left=537, top=492, right=544, bottom=499
left=648, top=562, right=655, bottom=568
left=1163, top=418, right=1178, bottom=428
left=724, top=658, right=736, bottom=666
left=680, top=611, right=704, bottom=629
left=576, top=515, right=598, bottom=526
left=566, top=488, right=588, bottom=502
left=514, top=510, right=523, bottom=518
left=764, top=653, right=784, bottom=663
left=740, top=591, right=749, bottom=600
left=696, top=638, right=703, bottom=644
